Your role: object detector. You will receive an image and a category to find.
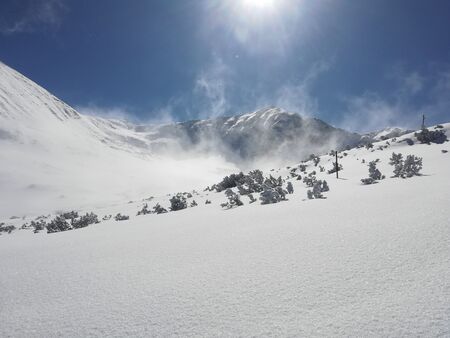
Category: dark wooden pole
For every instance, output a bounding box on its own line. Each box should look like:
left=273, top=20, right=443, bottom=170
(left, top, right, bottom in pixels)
left=335, top=151, right=339, bottom=179
left=422, top=114, right=425, bottom=129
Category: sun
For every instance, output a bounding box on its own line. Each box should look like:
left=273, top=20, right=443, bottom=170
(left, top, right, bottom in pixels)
left=242, top=0, right=277, bottom=10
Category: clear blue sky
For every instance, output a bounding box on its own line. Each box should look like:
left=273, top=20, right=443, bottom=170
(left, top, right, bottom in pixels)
left=1, top=0, right=449, bottom=131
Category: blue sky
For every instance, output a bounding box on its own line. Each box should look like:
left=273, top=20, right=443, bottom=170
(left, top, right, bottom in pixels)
left=1, top=0, right=450, bottom=131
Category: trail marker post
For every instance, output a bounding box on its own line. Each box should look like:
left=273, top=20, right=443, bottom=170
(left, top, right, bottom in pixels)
left=335, top=151, right=339, bottom=179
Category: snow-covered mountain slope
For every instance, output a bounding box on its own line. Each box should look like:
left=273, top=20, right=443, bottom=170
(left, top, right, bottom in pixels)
left=139, top=107, right=362, bottom=163
left=1, top=125, right=449, bottom=336
left=362, top=126, right=411, bottom=142
left=0, top=60, right=368, bottom=216
left=0, top=61, right=239, bottom=217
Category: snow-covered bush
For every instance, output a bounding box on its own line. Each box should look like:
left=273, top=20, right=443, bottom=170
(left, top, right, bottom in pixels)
left=298, top=164, right=307, bottom=172
left=389, top=152, right=422, bottom=178
left=389, top=152, right=404, bottom=177
left=402, top=155, right=423, bottom=177
left=237, top=170, right=265, bottom=195
left=114, top=213, right=130, bottom=221
left=153, top=203, right=168, bottom=214
left=263, top=175, right=283, bottom=189
left=369, top=161, right=384, bottom=180
left=309, top=154, right=320, bottom=166
left=361, top=160, right=385, bottom=185
left=328, top=163, right=343, bottom=175
left=205, top=200, right=212, bottom=205
left=213, top=172, right=246, bottom=192
left=361, top=178, right=376, bottom=185
left=286, top=182, right=294, bottom=194
left=215, top=170, right=265, bottom=195
left=61, top=211, right=78, bottom=221
left=415, top=128, right=447, bottom=144
left=307, top=180, right=329, bottom=199
left=0, top=224, right=16, bottom=234
left=137, top=204, right=151, bottom=216
left=248, top=194, right=257, bottom=204
left=303, top=175, right=316, bottom=188
left=190, top=200, right=198, bottom=207
left=72, top=212, right=99, bottom=229
left=259, top=186, right=287, bottom=205
left=102, top=215, right=112, bottom=221
left=169, top=194, right=187, bottom=211
left=30, top=219, right=46, bottom=233
left=47, top=216, right=71, bottom=233
left=221, top=189, right=243, bottom=209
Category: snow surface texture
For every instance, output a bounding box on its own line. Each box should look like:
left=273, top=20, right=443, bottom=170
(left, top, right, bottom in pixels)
left=1, top=125, right=450, bottom=337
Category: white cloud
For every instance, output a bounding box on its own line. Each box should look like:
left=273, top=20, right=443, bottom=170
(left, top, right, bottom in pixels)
left=340, top=66, right=450, bottom=133
left=194, top=57, right=232, bottom=118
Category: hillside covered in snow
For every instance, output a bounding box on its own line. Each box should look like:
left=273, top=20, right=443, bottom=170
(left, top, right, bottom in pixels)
left=0, top=61, right=411, bottom=217
left=1, top=60, right=449, bottom=336
left=1, top=115, right=449, bottom=336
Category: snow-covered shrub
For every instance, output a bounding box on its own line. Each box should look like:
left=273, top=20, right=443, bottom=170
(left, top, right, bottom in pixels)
left=306, top=180, right=329, bottom=199
left=30, top=219, right=46, bottom=233
left=215, top=170, right=265, bottom=195
left=205, top=200, right=212, bottom=205
left=286, top=182, right=294, bottom=194
left=169, top=194, right=187, bottom=211
left=248, top=194, right=257, bottom=204
left=389, top=152, right=404, bottom=177
left=263, top=175, right=283, bottom=189
left=62, top=211, right=78, bottom=219
left=114, top=213, right=129, bottom=221
left=368, top=161, right=384, bottom=180
left=190, top=200, right=198, bottom=207
left=415, top=128, right=447, bottom=144
left=237, top=174, right=264, bottom=195
left=361, top=161, right=385, bottom=184
left=153, top=203, right=168, bottom=214
left=137, top=203, right=151, bottom=216
left=213, top=172, right=246, bottom=192
left=361, top=178, right=376, bottom=185
left=401, top=155, right=423, bottom=177
left=298, top=164, right=307, bottom=172
left=47, top=216, right=71, bottom=233
left=389, top=152, right=422, bottom=178
left=102, top=215, right=112, bottom=221
left=303, top=175, right=316, bottom=188
left=222, top=189, right=243, bottom=209
left=0, top=224, right=16, bottom=234
left=309, top=154, right=320, bottom=166
left=327, top=163, right=343, bottom=175
left=72, top=213, right=99, bottom=228
left=259, top=186, right=287, bottom=205
left=442, top=149, right=448, bottom=153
